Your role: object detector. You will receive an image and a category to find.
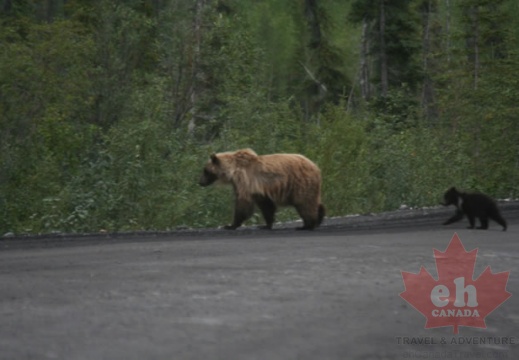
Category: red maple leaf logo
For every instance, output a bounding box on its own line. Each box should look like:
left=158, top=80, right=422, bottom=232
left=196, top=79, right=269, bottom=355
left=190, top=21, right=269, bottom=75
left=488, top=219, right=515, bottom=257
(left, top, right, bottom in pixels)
left=400, top=233, right=511, bottom=334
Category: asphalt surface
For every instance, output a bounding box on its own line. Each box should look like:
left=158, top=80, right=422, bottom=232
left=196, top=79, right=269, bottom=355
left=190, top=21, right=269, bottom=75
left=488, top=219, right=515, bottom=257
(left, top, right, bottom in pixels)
left=1, top=204, right=519, bottom=360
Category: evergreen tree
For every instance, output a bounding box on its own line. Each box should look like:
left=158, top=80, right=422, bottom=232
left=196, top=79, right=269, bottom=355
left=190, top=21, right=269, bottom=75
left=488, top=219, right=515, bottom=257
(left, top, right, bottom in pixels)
left=350, top=0, right=422, bottom=96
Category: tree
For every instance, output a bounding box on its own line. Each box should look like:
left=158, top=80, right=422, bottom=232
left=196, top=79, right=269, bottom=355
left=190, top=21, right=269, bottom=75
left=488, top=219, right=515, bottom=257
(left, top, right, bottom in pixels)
left=301, top=0, right=348, bottom=120
left=350, top=0, right=422, bottom=97
left=419, top=0, right=441, bottom=121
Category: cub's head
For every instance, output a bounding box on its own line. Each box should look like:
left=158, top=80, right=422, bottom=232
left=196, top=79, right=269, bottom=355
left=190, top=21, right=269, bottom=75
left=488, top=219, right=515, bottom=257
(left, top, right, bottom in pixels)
left=198, top=149, right=258, bottom=187
left=442, top=187, right=460, bottom=206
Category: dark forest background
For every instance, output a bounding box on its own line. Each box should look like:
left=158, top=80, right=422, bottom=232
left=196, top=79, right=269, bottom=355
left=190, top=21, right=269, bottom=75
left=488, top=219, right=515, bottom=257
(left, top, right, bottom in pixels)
left=1, top=0, right=518, bottom=234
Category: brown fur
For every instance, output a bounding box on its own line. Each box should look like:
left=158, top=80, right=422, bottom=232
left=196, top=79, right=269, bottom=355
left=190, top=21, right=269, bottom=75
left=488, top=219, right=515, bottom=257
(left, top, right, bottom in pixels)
left=199, top=148, right=325, bottom=230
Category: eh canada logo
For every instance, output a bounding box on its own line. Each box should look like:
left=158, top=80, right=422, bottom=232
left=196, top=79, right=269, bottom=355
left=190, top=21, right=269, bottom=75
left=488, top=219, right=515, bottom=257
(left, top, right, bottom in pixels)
left=400, top=233, right=511, bottom=334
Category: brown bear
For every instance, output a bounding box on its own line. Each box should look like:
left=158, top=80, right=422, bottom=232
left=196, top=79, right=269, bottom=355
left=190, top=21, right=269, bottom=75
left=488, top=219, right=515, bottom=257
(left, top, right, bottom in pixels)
left=199, top=148, right=325, bottom=230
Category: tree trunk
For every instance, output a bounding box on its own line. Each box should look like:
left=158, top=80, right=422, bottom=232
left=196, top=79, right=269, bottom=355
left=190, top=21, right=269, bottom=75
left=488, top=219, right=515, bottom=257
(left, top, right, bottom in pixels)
left=2, top=0, right=12, bottom=13
left=421, top=0, right=438, bottom=121
left=379, top=0, right=388, bottom=97
left=473, top=7, right=479, bottom=90
left=305, top=0, right=321, bottom=49
left=360, top=18, right=371, bottom=100
left=303, top=0, right=324, bottom=122
left=187, top=0, right=206, bottom=134
left=444, top=0, right=451, bottom=63
left=465, top=5, right=480, bottom=90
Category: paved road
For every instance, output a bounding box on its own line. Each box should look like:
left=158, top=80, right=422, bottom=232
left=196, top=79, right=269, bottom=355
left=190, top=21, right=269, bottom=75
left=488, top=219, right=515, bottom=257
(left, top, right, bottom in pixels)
left=1, top=207, right=519, bottom=360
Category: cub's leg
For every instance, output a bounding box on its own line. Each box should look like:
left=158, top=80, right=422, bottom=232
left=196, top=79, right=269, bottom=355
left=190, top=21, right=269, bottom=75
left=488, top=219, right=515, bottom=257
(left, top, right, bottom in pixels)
left=467, top=214, right=476, bottom=229
left=489, top=209, right=507, bottom=231
left=477, top=217, right=489, bottom=230
left=443, top=210, right=464, bottom=225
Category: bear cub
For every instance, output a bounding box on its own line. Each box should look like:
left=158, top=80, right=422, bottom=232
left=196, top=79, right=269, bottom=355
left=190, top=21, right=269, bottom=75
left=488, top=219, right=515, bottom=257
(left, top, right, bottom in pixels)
left=442, top=187, right=507, bottom=231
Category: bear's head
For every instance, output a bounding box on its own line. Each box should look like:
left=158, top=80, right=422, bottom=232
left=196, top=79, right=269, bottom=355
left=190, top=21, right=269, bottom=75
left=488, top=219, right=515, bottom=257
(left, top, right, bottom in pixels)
left=199, top=153, right=221, bottom=187
left=198, top=149, right=258, bottom=187
left=442, top=187, right=460, bottom=206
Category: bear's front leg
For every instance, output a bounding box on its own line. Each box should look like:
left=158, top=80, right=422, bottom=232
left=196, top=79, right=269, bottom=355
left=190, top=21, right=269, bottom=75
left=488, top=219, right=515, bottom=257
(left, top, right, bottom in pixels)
left=253, top=195, right=276, bottom=230
left=443, top=209, right=464, bottom=225
left=225, top=198, right=254, bottom=230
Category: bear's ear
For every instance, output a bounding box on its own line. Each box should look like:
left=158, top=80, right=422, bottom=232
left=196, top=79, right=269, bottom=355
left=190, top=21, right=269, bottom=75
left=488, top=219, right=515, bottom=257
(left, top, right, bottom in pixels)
left=210, top=153, right=219, bottom=165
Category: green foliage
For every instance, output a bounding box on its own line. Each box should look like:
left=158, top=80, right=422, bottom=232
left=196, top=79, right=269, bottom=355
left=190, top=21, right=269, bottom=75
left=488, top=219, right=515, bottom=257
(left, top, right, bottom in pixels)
left=367, top=85, right=420, bottom=131
left=304, top=105, right=372, bottom=215
left=1, top=0, right=519, bottom=235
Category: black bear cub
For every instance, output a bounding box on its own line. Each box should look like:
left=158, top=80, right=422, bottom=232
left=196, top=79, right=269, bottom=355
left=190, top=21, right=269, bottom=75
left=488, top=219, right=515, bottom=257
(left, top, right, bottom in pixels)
left=442, top=187, right=507, bottom=231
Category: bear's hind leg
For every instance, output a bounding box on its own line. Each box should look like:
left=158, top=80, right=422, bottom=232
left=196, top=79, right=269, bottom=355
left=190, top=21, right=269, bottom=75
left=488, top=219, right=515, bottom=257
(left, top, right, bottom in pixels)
left=254, top=195, right=276, bottom=229
left=467, top=214, right=476, bottom=229
left=489, top=208, right=507, bottom=231
left=491, top=214, right=507, bottom=231
left=317, top=204, right=325, bottom=226
left=295, top=204, right=318, bottom=230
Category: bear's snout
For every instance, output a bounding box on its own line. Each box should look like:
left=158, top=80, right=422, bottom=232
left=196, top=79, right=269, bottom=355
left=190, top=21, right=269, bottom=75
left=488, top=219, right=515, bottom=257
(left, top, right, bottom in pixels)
left=198, top=176, right=209, bottom=187
left=199, top=169, right=217, bottom=187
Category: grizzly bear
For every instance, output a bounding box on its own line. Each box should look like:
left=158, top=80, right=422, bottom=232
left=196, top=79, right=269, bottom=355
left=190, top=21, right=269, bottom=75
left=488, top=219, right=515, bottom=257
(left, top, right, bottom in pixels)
left=199, top=148, right=325, bottom=230
left=442, top=187, right=507, bottom=231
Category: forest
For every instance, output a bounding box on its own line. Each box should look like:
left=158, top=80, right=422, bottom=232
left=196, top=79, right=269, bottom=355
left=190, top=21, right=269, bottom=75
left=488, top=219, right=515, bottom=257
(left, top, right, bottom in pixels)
left=1, top=0, right=519, bottom=235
